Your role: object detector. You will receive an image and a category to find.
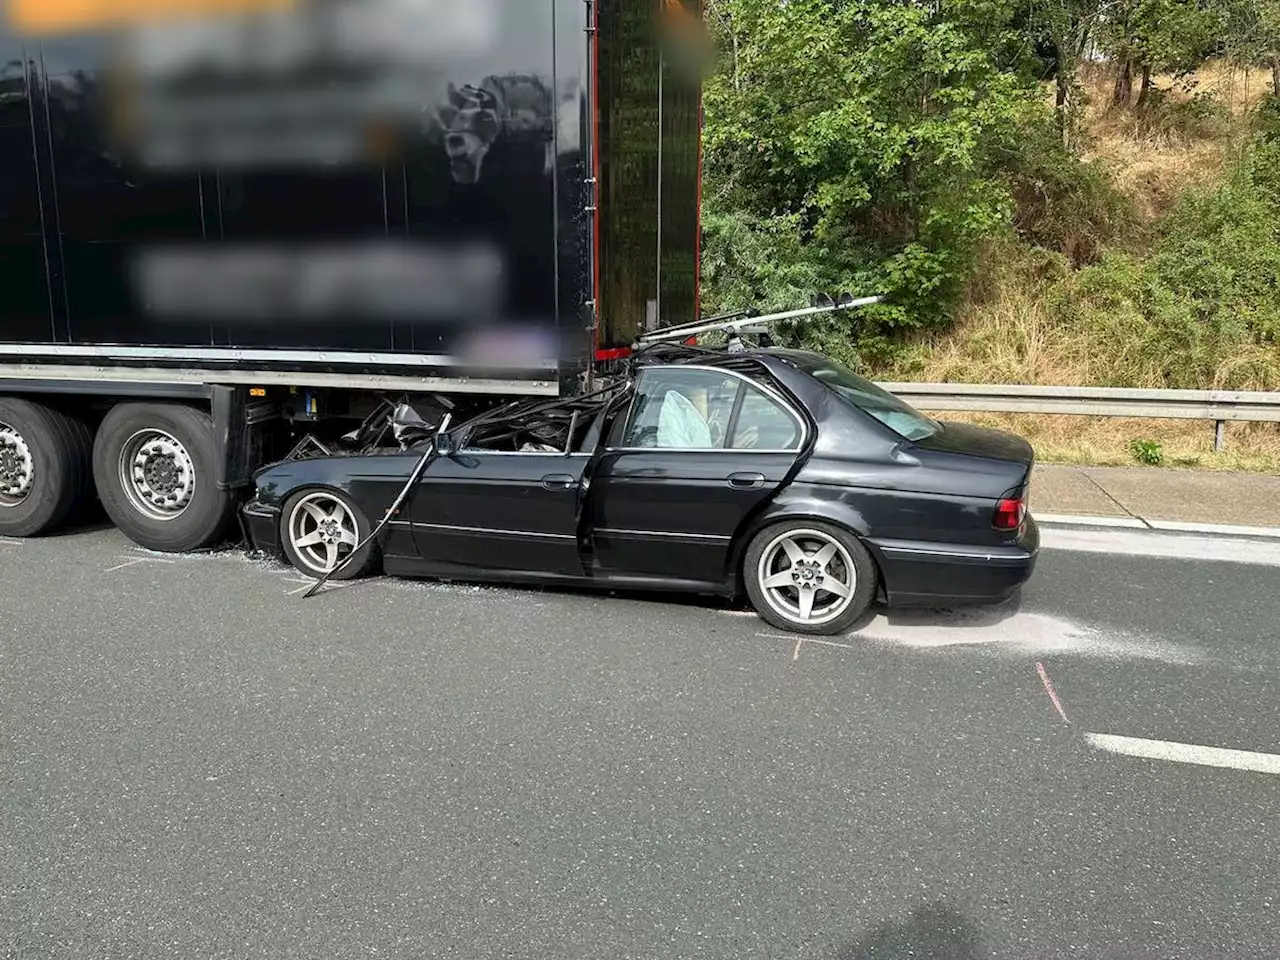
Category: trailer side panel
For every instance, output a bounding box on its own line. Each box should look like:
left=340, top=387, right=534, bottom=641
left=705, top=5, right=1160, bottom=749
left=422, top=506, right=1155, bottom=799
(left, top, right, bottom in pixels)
left=0, top=0, right=591, bottom=384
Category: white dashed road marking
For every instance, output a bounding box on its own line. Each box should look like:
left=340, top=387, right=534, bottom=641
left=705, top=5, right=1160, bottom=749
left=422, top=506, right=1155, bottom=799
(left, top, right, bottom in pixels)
left=1085, top=733, right=1280, bottom=776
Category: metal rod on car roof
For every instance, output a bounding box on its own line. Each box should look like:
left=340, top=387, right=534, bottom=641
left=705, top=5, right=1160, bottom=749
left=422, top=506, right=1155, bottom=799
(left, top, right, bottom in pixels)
left=564, top=410, right=580, bottom=455
left=636, top=295, right=883, bottom=344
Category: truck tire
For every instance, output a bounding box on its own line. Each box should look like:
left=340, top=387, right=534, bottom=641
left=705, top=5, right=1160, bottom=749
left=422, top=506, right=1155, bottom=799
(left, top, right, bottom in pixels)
left=93, top=402, right=235, bottom=552
left=0, top=398, right=94, bottom=537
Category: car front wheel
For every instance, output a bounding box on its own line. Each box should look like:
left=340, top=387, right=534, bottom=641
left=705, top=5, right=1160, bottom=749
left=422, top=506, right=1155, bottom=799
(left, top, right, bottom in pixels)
left=743, top=521, right=877, bottom=635
left=280, top=488, right=380, bottom=580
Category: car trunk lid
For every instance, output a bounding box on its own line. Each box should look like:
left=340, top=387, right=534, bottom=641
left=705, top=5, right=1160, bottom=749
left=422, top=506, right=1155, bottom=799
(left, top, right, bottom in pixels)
left=912, top=420, right=1035, bottom=468
left=912, top=420, right=1036, bottom=538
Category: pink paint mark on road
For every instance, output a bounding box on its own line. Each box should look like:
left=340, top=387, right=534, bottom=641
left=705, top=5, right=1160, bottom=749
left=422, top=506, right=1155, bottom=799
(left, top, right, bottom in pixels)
left=1036, top=661, right=1071, bottom=725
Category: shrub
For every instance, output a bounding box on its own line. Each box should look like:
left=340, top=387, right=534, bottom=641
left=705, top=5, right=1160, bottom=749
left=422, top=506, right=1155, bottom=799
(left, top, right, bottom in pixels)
left=698, top=210, right=832, bottom=317
left=1254, top=95, right=1280, bottom=143
left=1129, top=438, right=1164, bottom=465
left=698, top=0, right=1041, bottom=355
left=1005, top=118, right=1133, bottom=264
left=1047, top=132, right=1280, bottom=389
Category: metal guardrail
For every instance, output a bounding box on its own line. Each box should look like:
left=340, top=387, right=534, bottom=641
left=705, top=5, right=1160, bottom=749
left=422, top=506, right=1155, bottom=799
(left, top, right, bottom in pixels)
left=877, top=382, right=1280, bottom=450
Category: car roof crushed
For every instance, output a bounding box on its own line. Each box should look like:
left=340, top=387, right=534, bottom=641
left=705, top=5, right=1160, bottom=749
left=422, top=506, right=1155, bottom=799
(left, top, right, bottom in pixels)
left=281, top=382, right=630, bottom=463
left=280, top=336, right=795, bottom=466
left=449, top=384, right=628, bottom=453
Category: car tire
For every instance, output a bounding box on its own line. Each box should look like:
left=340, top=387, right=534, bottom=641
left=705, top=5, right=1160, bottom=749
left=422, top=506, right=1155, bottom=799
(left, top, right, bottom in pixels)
left=743, top=520, right=877, bottom=636
left=0, top=398, right=94, bottom=537
left=279, top=488, right=380, bottom=581
left=93, top=402, right=236, bottom=552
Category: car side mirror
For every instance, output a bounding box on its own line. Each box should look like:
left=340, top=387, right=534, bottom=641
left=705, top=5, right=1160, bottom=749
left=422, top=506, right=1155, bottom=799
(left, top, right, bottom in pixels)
left=434, top=431, right=456, bottom=457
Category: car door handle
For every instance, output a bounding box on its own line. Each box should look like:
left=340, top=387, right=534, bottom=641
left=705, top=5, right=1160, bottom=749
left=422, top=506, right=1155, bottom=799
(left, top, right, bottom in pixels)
left=542, top=474, right=577, bottom=490
left=727, top=471, right=766, bottom=489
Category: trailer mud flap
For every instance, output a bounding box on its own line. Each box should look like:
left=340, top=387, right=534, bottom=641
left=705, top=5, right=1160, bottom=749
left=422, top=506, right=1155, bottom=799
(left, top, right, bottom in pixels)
left=212, top=385, right=252, bottom=491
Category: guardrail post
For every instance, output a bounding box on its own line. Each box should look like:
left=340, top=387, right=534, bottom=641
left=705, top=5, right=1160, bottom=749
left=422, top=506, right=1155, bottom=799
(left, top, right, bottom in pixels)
left=1214, top=420, right=1226, bottom=452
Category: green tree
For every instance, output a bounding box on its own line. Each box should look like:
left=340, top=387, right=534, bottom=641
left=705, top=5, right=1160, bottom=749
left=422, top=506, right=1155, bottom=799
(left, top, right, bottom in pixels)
left=1102, top=0, right=1217, bottom=107
left=1218, top=0, right=1280, bottom=96
left=701, top=0, right=1041, bottom=360
left=1028, top=0, right=1108, bottom=145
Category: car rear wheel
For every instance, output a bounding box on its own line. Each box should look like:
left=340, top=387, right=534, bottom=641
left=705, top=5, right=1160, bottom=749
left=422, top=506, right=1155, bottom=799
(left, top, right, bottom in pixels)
left=0, top=398, right=93, bottom=537
left=743, top=521, right=877, bottom=635
left=280, top=489, right=380, bottom=580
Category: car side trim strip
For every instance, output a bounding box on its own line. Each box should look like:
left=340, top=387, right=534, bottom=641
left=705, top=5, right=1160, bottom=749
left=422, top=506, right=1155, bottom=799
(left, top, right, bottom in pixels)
left=596, top=528, right=731, bottom=542
left=603, top=446, right=801, bottom=455
left=395, top=520, right=731, bottom=543
left=871, top=540, right=1034, bottom=564
left=395, top=520, right=577, bottom=540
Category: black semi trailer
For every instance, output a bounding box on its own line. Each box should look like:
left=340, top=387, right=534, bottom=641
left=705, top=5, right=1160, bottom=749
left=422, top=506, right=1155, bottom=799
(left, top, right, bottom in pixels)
left=0, top=0, right=702, bottom=550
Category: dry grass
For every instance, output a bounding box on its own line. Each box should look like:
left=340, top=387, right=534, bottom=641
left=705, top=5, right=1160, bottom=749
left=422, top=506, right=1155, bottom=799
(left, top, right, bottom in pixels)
left=879, top=255, right=1280, bottom=392
left=1073, top=60, right=1267, bottom=224
left=932, top=412, right=1280, bottom=474
left=883, top=260, right=1093, bottom=386
left=878, top=247, right=1157, bottom=388
left=881, top=283, right=1280, bottom=473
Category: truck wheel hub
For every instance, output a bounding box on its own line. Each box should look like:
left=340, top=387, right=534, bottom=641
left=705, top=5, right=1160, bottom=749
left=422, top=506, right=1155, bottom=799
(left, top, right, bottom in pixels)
left=119, top=430, right=196, bottom=521
left=143, top=455, right=181, bottom=494
left=0, top=423, right=34, bottom=503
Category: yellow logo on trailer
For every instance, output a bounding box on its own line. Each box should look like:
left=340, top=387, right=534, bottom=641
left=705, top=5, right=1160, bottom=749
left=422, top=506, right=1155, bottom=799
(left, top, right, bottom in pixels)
left=7, top=0, right=295, bottom=34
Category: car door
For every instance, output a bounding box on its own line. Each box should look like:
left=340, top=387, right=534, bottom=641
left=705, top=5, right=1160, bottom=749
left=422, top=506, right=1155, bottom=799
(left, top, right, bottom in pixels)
left=588, top=365, right=808, bottom=586
left=409, top=449, right=590, bottom=579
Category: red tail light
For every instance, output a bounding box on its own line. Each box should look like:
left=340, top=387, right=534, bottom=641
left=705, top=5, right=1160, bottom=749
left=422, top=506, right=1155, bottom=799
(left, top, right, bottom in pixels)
left=993, top=496, right=1027, bottom=531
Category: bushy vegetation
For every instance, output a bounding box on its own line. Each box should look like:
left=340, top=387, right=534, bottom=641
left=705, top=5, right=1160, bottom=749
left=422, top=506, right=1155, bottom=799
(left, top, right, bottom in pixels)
left=1047, top=132, right=1280, bottom=389
left=697, top=0, right=1280, bottom=392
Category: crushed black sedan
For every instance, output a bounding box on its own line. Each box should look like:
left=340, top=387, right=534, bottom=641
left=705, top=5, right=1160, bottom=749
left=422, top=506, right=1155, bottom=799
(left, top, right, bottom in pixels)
left=242, top=345, right=1038, bottom=635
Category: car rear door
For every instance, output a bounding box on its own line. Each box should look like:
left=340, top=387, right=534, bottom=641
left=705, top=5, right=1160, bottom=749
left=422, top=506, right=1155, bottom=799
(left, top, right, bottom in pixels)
left=409, top=451, right=589, bottom=579
left=588, top=365, right=808, bottom=586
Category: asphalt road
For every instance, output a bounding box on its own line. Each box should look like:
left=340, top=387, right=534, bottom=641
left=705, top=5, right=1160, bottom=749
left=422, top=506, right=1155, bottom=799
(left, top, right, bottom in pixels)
left=2, top=522, right=1279, bottom=959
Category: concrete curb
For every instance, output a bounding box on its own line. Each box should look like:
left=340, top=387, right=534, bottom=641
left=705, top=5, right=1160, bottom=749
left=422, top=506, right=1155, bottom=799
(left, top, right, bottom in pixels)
left=1034, top=513, right=1148, bottom=530
left=1035, top=512, right=1280, bottom=540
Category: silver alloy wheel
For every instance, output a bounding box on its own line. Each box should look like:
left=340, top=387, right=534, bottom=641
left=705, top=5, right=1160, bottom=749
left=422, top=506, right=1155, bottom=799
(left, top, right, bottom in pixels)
left=0, top=420, right=35, bottom=507
left=287, top=491, right=360, bottom=575
left=118, top=429, right=197, bottom=521
left=756, top=527, right=857, bottom=627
